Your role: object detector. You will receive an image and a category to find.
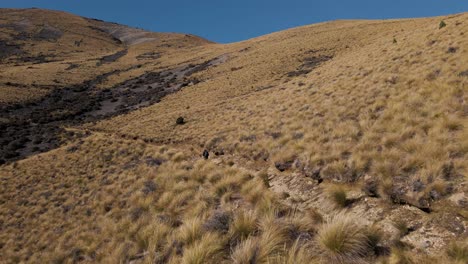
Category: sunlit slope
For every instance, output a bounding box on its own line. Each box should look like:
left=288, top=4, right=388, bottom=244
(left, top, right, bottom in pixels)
left=0, top=9, right=467, bottom=263
left=0, top=8, right=211, bottom=103
left=96, top=14, right=467, bottom=188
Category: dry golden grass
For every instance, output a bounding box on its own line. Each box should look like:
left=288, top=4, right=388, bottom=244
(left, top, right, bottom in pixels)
left=0, top=134, right=317, bottom=262
left=317, top=213, right=373, bottom=263
left=0, top=8, right=467, bottom=263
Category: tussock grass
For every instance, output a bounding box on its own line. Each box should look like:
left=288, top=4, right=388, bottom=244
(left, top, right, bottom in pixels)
left=231, top=237, right=259, bottom=264
left=327, top=185, right=350, bottom=208
left=388, top=248, right=415, bottom=264
left=392, top=219, right=409, bottom=238
left=1, top=9, right=467, bottom=263
left=229, top=210, right=258, bottom=242
left=281, top=239, right=318, bottom=264
left=181, top=233, right=224, bottom=264
left=178, top=218, right=204, bottom=245
left=317, top=213, right=372, bottom=263
left=446, top=241, right=468, bottom=263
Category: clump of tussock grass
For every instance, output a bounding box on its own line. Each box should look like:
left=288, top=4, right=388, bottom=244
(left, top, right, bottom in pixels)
left=257, top=170, right=270, bottom=187
left=446, top=241, right=468, bottom=263
left=327, top=185, right=350, bottom=208
left=392, top=219, right=410, bottom=238
left=231, top=237, right=259, bottom=264
left=282, top=213, right=316, bottom=242
left=270, top=239, right=319, bottom=264
left=317, top=213, right=373, bottom=263
left=181, top=233, right=224, bottom=264
left=231, top=220, right=290, bottom=264
left=178, top=218, right=204, bottom=245
left=257, top=226, right=289, bottom=260
left=306, top=208, right=324, bottom=224
left=365, top=225, right=383, bottom=250
left=387, top=248, right=414, bottom=264
left=229, top=209, right=258, bottom=242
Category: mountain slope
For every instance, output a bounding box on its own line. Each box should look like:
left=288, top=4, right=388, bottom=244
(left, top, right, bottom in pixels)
left=0, top=9, right=467, bottom=263
left=0, top=8, right=211, bottom=103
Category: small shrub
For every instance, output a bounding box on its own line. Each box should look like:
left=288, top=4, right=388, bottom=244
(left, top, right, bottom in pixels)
left=439, top=20, right=447, bottom=29
left=176, top=116, right=185, bottom=125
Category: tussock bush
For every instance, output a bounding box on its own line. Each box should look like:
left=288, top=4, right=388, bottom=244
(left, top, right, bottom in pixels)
left=446, top=241, right=468, bottom=263
left=178, top=218, right=204, bottom=245
left=317, top=213, right=372, bottom=263
left=181, top=233, right=224, bottom=264
left=229, top=210, right=258, bottom=242
left=327, top=185, right=350, bottom=208
left=439, top=20, right=447, bottom=29
left=231, top=237, right=259, bottom=264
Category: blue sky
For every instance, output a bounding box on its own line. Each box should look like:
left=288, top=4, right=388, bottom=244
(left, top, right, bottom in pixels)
left=1, top=0, right=467, bottom=43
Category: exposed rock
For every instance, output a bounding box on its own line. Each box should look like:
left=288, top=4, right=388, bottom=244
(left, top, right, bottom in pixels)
left=275, top=160, right=294, bottom=172
left=97, top=50, right=128, bottom=65
left=429, top=190, right=441, bottom=201
left=412, top=179, right=425, bottom=192
left=447, top=47, right=458, bottom=53
left=449, top=192, right=468, bottom=208
left=202, top=150, right=209, bottom=160
left=36, top=25, right=63, bottom=41
left=363, top=177, right=379, bottom=197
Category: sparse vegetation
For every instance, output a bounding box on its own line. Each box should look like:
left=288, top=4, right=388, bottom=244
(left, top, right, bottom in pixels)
left=0, top=8, right=467, bottom=263
left=439, top=20, right=447, bottom=29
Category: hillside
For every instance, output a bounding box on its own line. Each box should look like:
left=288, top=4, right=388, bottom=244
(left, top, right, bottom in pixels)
left=0, top=8, right=467, bottom=263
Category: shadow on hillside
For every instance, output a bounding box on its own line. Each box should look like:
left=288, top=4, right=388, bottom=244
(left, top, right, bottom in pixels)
left=0, top=55, right=228, bottom=164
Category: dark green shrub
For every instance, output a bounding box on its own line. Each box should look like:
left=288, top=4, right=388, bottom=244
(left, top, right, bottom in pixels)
left=439, top=20, right=447, bottom=29
left=176, top=116, right=185, bottom=125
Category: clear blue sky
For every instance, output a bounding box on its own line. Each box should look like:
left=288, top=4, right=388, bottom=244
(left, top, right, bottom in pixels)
left=1, top=0, right=467, bottom=43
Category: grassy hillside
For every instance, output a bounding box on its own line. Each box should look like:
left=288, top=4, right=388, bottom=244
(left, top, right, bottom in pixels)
left=0, top=8, right=467, bottom=264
